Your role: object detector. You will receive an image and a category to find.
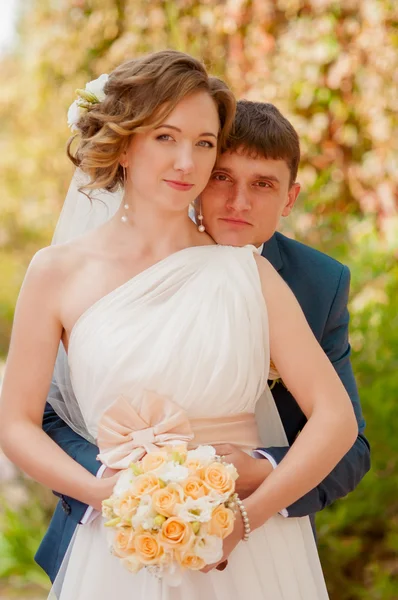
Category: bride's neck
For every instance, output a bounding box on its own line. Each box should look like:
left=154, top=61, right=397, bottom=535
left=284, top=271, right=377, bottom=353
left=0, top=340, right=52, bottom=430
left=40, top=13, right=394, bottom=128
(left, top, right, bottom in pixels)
left=111, top=202, right=197, bottom=256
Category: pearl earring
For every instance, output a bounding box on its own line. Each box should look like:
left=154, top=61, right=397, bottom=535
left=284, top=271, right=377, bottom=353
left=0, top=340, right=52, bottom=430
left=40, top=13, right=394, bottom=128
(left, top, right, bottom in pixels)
left=197, top=200, right=205, bottom=233
left=121, top=165, right=129, bottom=223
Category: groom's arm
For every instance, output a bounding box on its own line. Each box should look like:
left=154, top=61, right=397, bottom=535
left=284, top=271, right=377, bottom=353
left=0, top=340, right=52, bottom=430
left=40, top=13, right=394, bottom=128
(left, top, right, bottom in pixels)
left=256, top=265, right=370, bottom=518
left=43, top=401, right=100, bottom=476
left=43, top=382, right=102, bottom=522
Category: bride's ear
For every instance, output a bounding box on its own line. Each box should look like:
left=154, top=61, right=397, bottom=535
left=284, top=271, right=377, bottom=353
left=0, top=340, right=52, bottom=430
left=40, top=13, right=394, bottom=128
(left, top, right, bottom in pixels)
left=119, top=148, right=128, bottom=169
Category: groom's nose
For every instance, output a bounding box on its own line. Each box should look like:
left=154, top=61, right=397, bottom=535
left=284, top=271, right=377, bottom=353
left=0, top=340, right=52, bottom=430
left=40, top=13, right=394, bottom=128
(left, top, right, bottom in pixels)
left=226, top=184, right=251, bottom=212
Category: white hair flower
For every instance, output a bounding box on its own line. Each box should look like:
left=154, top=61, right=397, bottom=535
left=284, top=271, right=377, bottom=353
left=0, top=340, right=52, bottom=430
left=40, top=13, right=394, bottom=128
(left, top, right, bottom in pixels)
left=67, top=73, right=109, bottom=131
left=67, top=100, right=84, bottom=132
left=85, top=74, right=109, bottom=102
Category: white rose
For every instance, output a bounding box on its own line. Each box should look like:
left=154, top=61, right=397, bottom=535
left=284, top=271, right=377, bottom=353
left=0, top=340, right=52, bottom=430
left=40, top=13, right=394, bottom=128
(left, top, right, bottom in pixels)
left=156, top=462, right=189, bottom=483
left=187, top=445, right=216, bottom=464
left=141, top=516, right=155, bottom=530
left=206, top=488, right=230, bottom=505
left=121, top=555, right=143, bottom=574
left=113, top=469, right=135, bottom=496
left=131, top=494, right=155, bottom=529
left=194, top=533, right=223, bottom=564
left=85, top=73, right=109, bottom=102
left=225, top=463, right=239, bottom=481
left=67, top=100, right=84, bottom=131
left=175, top=495, right=217, bottom=523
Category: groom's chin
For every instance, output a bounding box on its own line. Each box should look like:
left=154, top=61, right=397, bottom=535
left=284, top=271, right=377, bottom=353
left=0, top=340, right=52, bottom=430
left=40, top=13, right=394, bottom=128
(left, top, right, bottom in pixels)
left=209, top=229, right=252, bottom=248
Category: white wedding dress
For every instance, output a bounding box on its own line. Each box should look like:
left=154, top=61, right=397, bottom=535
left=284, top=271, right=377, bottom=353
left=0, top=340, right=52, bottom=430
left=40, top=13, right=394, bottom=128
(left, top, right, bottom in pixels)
left=55, top=244, right=329, bottom=600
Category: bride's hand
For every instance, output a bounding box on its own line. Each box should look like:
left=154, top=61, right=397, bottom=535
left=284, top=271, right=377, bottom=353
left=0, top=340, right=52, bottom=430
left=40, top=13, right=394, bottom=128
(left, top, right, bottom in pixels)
left=88, top=469, right=120, bottom=511
left=200, top=512, right=245, bottom=574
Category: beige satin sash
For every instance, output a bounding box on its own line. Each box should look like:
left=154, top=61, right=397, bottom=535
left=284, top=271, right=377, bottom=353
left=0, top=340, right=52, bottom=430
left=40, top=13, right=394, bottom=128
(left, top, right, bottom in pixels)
left=97, top=392, right=261, bottom=469
left=189, top=413, right=261, bottom=451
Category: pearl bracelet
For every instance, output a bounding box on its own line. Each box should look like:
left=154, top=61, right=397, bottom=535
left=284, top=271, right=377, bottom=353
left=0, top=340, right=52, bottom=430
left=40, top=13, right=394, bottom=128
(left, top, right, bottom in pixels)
left=234, top=496, right=251, bottom=542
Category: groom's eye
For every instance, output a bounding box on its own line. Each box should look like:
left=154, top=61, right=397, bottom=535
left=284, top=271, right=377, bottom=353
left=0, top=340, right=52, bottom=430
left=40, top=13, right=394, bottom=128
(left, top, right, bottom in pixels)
left=255, top=181, right=272, bottom=188
left=212, top=173, right=230, bottom=182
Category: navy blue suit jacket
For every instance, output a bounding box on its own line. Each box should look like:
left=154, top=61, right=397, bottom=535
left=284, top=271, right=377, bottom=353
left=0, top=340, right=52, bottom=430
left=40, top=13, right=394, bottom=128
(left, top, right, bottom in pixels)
left=35, top=232, right=370, bottom=581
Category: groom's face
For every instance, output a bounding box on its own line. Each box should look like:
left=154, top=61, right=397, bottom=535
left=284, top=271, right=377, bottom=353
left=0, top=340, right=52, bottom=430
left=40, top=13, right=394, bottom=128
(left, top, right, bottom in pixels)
left=199, top=150, right=300, bottom=248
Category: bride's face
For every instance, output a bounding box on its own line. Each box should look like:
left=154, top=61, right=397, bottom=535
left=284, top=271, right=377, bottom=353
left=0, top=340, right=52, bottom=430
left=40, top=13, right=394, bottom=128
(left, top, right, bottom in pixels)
left=123, top=91, right=219, bottom=213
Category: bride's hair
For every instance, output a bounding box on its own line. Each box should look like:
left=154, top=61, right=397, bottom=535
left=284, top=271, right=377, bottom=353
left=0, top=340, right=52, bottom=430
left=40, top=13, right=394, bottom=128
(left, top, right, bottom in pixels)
left=67, top=50, right=236, bottom=193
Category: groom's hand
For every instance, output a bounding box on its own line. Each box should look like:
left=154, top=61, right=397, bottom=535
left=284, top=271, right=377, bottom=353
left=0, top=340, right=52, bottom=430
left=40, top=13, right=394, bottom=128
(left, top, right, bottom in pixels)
left=213, top=444, right=273, bottom=499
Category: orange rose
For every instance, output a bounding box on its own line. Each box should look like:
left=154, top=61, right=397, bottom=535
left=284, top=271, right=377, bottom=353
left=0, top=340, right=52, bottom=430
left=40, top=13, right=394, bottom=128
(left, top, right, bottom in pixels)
left=113, top=493, right=140, bottom=522
left=152, top=486, right=181, bottom=517
left=113, top=528, right=135, bottom=558
left=160, top=517, right=195, bottom=551
left=134, top=532, right=164, bottom=565
left=141, top=451, right=168, bottom=473
left=176, top=550, right=206, bottom=570
left=207, top=505, right=235, bottom=539
left=182, top=476, right=208, bottom=500
left=204, top=462, right=235, bottom=496
left=131, top=473, right=160, bottom=497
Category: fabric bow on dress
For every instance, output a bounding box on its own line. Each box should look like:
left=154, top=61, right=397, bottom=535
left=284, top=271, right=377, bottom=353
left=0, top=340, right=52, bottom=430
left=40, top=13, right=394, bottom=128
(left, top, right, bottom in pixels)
left=96, top=391, right=194, bottom=469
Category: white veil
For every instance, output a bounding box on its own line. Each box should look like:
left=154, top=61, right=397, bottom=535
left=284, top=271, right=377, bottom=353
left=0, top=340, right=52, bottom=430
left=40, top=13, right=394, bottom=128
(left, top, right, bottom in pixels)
left=47, top=169, right=122, bottom=443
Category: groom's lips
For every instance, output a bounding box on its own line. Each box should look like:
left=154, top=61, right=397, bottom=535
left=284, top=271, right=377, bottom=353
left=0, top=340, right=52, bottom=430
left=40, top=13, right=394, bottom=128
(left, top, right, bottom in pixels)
left=219, top=217, right=252, bottom=226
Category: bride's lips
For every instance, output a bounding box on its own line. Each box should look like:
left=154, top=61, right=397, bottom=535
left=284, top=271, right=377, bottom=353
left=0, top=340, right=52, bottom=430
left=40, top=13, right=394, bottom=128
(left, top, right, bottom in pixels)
left=164, top=179, right=194, bottom=191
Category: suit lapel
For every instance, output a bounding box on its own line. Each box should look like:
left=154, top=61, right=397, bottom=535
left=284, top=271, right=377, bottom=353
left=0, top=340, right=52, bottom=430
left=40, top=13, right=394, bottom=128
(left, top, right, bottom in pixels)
left=261, top=234, right=283, bottom=272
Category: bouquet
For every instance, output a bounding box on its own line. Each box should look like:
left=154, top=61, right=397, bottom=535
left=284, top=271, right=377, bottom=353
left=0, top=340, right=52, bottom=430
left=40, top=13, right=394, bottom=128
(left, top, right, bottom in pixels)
left=102, top=444, right=238, bottom=584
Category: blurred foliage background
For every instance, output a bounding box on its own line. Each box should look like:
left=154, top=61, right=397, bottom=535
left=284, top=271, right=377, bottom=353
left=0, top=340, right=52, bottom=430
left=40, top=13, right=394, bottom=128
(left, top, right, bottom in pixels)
left=0, top=0, right=397, bottom=598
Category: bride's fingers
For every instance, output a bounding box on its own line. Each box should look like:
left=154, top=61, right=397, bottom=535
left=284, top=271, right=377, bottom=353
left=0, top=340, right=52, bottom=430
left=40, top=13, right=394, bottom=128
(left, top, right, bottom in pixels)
left=200, top=558, right=228, bottom=574
left=102, top=467, right=119, bottom=478
left=103, top=472, right=121, bottom=488
left=200, top=563, right=216, bottom=573
left=100, top=472, right=121, bottom=498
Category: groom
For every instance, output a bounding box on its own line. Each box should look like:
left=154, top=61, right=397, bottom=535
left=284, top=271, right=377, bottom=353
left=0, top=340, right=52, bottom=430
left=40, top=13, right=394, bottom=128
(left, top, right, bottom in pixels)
left=197, top=100, right=370, bottom=507
left=36, top=100, right=370, bottom=581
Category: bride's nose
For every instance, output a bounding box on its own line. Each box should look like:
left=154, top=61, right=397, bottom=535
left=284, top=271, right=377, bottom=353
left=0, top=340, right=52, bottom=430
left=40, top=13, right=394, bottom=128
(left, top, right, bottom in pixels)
left=173, top=143, right=194, bottom=175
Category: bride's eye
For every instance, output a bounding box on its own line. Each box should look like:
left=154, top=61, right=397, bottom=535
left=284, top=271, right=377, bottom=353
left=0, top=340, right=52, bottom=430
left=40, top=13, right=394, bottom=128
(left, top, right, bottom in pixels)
left=197, top=140, right=215, bottom=148
left=156, top=134, right=174, bottom=142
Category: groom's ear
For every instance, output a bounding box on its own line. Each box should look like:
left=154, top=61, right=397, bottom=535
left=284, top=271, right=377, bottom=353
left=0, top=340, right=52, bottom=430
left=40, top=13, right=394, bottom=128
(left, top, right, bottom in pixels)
left=282, top=182, right=301, bottom=217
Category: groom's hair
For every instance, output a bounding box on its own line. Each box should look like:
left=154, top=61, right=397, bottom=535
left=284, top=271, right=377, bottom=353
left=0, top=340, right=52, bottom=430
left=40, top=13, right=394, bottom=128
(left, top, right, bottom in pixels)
left=225, top=101, right=300, bottom=186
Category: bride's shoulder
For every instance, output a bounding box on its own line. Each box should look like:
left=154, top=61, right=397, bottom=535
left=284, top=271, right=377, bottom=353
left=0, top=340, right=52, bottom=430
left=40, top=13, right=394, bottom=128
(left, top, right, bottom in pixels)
left=253, top=252, right=273, bottom=274
left=26, top=239, right=90, bottom=288
left=252, top=252, right=287, bottom=293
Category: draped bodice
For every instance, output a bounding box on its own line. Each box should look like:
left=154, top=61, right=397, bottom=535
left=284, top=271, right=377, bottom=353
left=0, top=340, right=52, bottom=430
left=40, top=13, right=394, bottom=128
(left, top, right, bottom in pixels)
left=67, top=245, right=270, bottom=442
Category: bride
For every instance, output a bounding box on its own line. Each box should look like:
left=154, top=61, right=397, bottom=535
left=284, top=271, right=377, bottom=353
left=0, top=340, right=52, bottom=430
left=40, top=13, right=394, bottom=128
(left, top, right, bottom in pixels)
left=0, top=50, right=357, bottom=599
